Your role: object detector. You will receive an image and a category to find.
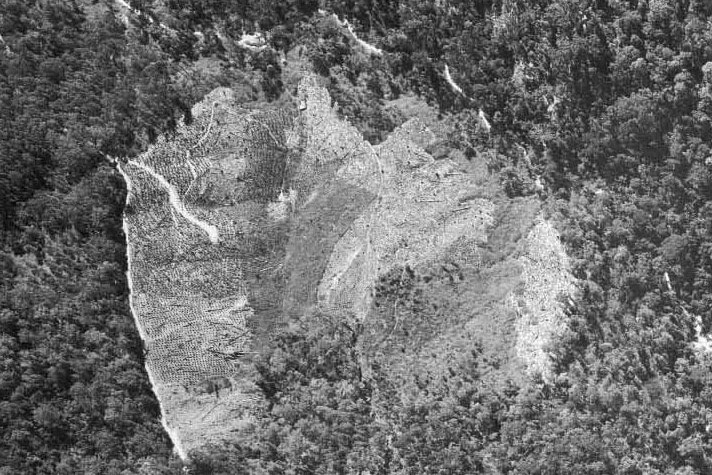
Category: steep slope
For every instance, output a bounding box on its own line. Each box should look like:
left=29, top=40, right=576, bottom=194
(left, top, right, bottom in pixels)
left=118, top=87, right=290, bottom=456
left=512, top=220, right=576, bottom=382
left=119, top=75, right=576, bottom=457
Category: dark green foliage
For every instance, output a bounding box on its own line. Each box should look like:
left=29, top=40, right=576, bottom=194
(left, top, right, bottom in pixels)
left=187, top=311, right=376, bottom=474
left=188, top=310, right=509, bottom=475
left=0, top=0, right=192, bottom=472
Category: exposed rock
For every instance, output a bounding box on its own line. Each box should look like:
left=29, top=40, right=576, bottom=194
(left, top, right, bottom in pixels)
left=511, top=219, right=576, bottom=382
left=237, top=32, right=268, bottom=51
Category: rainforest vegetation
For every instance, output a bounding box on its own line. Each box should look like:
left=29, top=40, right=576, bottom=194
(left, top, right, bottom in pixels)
left=3, top=0, right=712, bottom=473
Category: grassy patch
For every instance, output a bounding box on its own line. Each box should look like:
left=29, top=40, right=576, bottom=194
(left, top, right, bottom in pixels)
left=364, top=241, right=526, bottom=391
left=480, top=196, right=540, bottom=265
left=362, top=197, right=541, bottom=391
left=282, top=180, right=375, bottom=320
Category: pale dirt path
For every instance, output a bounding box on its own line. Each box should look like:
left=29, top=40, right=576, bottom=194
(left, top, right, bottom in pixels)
left=123, top=160, right=220, bottom=244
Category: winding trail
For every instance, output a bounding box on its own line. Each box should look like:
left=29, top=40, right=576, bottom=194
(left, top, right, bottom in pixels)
left=328, top=13, right=383, bottom=56
left=445, top=64, right=491, bottom=133
left=444, top=65, right=464, bottom=96
left=343, top=20, right=383, bottom=56
left=126, top=160, right=220, bottom=244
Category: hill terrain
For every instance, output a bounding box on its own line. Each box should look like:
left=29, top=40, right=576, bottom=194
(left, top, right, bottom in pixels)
left=119, top=73, right=574, bottom=456
left=5, top=0, right=712, bottom=473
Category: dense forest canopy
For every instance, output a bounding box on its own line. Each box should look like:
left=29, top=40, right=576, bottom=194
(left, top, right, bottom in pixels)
left=3, top=0, right=712, bottom=473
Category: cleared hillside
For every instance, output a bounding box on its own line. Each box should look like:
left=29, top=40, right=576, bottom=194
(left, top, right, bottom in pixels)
left=119, top=75, right=574, bottom=457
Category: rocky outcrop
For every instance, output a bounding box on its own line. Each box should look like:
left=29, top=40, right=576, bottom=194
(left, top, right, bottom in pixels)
left=511, top=219, right=576, bottom=382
